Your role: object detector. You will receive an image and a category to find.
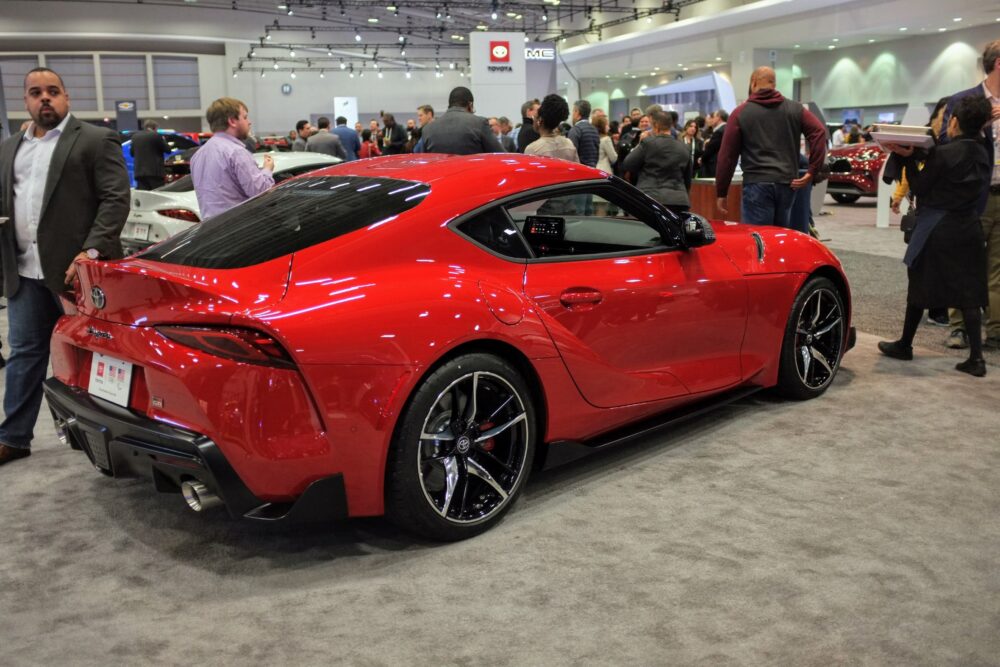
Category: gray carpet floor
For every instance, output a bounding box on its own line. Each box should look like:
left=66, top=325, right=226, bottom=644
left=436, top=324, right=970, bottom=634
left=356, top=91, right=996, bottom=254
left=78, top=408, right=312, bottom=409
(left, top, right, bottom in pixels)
left=1, top=198, right=999, bottom=665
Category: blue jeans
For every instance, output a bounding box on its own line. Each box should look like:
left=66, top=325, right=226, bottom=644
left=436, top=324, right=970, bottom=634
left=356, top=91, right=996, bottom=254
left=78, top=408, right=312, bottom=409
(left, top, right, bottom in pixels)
left=789, top=182, right=813, bottom=234
left=742, top=182, right=796, bottom=227
left=0, top=278, right=63, bottom=450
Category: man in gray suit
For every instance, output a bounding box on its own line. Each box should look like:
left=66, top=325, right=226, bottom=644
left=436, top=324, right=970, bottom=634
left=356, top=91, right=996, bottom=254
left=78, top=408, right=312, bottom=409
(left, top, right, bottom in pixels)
left=305, top=116, right=347, bottom=160
left=488, top=117, right=516, bottom=152
left=0, top=67, right=129, bottom=465
left=419, top=87, right=503, bottom=155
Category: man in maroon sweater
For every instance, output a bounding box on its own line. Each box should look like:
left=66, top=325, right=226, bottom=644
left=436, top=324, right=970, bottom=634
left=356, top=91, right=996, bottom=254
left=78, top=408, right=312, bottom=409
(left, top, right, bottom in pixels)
left=715, top=67, right=827, bottom=226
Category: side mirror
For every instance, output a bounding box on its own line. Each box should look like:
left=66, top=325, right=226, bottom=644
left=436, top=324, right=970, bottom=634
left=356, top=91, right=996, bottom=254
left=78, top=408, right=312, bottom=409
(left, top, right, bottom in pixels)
left=682, top=214, right=716, bottom=248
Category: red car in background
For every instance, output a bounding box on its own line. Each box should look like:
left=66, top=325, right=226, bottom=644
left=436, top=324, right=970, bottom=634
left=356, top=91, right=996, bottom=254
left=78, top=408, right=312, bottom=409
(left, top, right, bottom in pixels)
left=43, top=155, right=855, bottom=541
left=826, top=142, right=887, bottom=204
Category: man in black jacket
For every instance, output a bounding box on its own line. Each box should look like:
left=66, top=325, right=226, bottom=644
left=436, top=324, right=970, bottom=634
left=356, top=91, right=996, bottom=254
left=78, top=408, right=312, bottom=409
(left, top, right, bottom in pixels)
left=699, top=109, right=728, bottom=178
left=515, top=99, right=540, bottom=153
left=0, top=67, right=129, bottom=465
left=938, top=39, right=1000, bottom=350
left=420, top=87, right=502, bottom=155
left=130, top=119, right=169, bottom=190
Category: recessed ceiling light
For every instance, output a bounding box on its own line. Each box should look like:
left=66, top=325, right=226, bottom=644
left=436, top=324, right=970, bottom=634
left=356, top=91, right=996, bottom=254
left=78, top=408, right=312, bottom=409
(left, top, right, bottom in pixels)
left=832, top=38, right=839, bottom=42
left=368, top=17, right=379, bottom=23
left=386, top=5, right=396, bottom=10
left=677, top=63, right=683, bottom=67
left=953, top=17, right=962, bottom=22
left=715, top=56, right=722, bottom=61
left=827, top=45, right=835, bottom=50
left=707, top=63, right=713, bottom=67
left=899, top=27, right=907, bottom=31
left=868, top=38, right=875, bottom=43
left=938, top=27, right=947, bottom=32
left=682, top=67, right=689, bottom=71
left=654, top=66, right=661, bottom=70
left=631, top=75, right=637, bottom=78
left=793, top=44, right=800, bottom=48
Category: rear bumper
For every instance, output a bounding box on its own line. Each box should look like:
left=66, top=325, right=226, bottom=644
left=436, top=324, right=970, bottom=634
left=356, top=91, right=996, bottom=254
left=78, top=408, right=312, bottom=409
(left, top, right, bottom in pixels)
left=43, top=379, right=348, bottom=524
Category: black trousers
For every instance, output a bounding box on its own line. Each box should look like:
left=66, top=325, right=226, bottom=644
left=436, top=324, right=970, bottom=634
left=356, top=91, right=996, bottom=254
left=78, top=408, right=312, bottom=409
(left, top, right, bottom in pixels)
left=135, top=176, right=164, bottom=191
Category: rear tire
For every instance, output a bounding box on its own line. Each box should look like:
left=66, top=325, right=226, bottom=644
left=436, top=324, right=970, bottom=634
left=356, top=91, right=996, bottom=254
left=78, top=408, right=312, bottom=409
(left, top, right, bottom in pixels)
left=776, top=277, right=846, bottom=400
left=386, top=353, right=536, bottom=541
left=831, top=193, right=861, bottom=204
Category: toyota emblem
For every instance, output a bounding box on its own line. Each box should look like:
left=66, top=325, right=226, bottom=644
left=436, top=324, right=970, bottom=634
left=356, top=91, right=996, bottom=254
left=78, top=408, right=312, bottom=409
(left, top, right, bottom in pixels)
left=91, top=286, right=106, bottom=309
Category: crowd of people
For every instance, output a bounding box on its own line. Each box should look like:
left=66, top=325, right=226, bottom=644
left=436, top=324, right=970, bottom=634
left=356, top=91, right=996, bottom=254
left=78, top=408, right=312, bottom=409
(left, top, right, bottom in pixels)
left=0, top=46, right=998, bottom=465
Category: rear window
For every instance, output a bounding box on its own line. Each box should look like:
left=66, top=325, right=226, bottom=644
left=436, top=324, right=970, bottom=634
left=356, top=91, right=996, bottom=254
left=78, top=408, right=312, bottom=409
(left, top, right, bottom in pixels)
left=139, top=176, right=431, bottom=268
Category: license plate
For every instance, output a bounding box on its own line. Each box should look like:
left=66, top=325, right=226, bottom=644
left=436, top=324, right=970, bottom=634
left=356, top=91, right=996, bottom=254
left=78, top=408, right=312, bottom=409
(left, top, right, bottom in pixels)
left=88, top=353, right=134, bottom=407
left=131, top=223, right=150, bottom=241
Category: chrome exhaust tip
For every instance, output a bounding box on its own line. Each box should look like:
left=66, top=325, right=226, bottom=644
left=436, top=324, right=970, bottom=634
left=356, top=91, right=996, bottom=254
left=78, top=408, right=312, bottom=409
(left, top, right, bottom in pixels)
left=54, top=416, right=76, bottom=446
left=181, top=480, right=222, bottom=512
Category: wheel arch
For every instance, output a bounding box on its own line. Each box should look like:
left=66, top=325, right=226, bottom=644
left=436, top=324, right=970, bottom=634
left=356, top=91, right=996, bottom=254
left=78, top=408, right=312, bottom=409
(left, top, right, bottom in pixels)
left=807, top=265, right=852, bottom=335
left=383, top=338, right=551, bottom=499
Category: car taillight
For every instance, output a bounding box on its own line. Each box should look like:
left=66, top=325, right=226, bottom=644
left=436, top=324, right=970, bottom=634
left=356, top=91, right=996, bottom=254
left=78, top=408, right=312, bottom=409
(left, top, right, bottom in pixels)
left=155, top=326, right=294, bottom=368
left=159, top=208, right=200, bottom=223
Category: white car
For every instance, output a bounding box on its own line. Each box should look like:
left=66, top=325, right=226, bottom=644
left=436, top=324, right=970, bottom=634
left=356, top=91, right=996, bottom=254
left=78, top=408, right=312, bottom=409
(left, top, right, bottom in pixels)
left=121, top=151, right=342, bottom=254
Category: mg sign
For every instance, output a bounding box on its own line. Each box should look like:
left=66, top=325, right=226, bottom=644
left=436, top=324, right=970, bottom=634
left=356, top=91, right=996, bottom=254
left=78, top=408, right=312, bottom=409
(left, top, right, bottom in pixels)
left=525, top=47, right=555, bottom=60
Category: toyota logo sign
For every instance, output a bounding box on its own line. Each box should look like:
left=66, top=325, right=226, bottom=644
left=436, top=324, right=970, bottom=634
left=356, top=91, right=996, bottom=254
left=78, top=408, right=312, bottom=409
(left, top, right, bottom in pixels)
left=490, top=41, right=510, bottom=62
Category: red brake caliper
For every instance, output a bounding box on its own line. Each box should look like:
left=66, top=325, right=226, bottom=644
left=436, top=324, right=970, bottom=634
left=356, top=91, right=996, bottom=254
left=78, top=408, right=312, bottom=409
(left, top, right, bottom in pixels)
left=479, top=422, right=495, bottom=452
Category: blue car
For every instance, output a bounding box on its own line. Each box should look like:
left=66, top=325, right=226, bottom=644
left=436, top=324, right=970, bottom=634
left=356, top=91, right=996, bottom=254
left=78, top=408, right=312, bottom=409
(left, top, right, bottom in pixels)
left=120, top=130, right=201, bottom=188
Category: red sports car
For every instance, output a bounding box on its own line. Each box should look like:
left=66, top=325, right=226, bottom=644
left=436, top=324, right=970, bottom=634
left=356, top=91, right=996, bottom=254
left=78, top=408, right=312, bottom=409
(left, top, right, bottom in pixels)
left=44, top=154, right=855, bottom=541
left=826, top=142, right=887, bottom=204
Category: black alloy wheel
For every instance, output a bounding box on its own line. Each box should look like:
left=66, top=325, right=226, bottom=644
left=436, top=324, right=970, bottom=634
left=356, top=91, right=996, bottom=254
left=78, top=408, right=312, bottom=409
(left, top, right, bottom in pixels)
left=386, top=353, right=535, bottom=541
left=776, top=276, right=846, bottom=400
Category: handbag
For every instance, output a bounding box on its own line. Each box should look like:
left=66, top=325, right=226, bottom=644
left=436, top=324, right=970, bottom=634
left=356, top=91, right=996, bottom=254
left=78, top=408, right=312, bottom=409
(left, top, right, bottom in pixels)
left=900, top=195, right=917, bottom=244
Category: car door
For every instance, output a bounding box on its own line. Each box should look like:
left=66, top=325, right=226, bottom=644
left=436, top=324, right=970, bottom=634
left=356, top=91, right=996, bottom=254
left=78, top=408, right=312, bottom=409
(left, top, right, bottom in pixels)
left=512, top=184, right=748, bottom=408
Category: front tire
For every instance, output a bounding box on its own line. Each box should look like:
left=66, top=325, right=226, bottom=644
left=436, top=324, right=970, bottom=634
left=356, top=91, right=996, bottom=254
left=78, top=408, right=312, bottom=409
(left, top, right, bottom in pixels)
left=776, top=277, right=846, bottom=400
left=386, top=353, right=536, bottom=541
left=831, top=193, right=861, bottom=204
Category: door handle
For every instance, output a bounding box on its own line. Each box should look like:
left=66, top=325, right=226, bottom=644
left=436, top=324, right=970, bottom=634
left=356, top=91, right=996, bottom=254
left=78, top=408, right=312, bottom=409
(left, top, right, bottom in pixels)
left=559, top=288, right=603, bottom=309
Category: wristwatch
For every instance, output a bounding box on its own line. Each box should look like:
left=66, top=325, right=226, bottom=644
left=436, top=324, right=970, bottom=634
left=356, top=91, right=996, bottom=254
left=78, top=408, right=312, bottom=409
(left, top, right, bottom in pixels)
left=85, top=248, right=100, bottom=260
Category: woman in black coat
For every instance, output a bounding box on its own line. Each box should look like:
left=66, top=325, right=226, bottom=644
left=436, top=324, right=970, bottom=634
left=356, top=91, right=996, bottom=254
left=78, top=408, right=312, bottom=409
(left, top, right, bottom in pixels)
left=878, top=96, right=992, bottom=376
left=621, top=110, right=691, bottom=214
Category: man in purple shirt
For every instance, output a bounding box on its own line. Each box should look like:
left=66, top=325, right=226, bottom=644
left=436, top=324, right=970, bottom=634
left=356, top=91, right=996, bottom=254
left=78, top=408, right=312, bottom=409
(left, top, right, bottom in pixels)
left=191, top=97, right=274, bottom=220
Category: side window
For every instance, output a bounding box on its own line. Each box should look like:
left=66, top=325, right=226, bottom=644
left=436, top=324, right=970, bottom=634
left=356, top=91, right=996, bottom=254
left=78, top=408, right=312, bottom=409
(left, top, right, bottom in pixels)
left=456, top=207, right=532, bottom=259
left=505, top=188, right=668, bottom=259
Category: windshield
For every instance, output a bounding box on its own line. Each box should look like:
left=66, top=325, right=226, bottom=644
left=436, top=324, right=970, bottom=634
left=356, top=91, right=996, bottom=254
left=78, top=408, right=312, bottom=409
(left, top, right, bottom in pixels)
left=139, top=176, right=431, bottom=268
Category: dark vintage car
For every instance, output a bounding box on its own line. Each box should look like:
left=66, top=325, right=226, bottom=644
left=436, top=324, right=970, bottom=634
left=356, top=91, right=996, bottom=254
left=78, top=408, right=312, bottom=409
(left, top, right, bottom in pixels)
left=825, top=142, right=887, bottom=204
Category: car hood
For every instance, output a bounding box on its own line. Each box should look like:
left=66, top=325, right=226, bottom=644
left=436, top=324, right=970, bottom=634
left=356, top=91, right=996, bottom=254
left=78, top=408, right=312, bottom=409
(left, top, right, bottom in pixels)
left=829, top=144, right=885, bottom=162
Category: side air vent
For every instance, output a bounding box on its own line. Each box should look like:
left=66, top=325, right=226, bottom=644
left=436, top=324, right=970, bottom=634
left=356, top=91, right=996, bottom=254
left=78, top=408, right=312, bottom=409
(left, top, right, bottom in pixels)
left=751, top=232, right=765, bottom=263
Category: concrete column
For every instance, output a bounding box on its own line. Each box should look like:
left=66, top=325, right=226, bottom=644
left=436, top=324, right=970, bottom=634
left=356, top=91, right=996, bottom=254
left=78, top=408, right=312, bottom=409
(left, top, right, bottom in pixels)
left=731, top=48, right=796, bottom=103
